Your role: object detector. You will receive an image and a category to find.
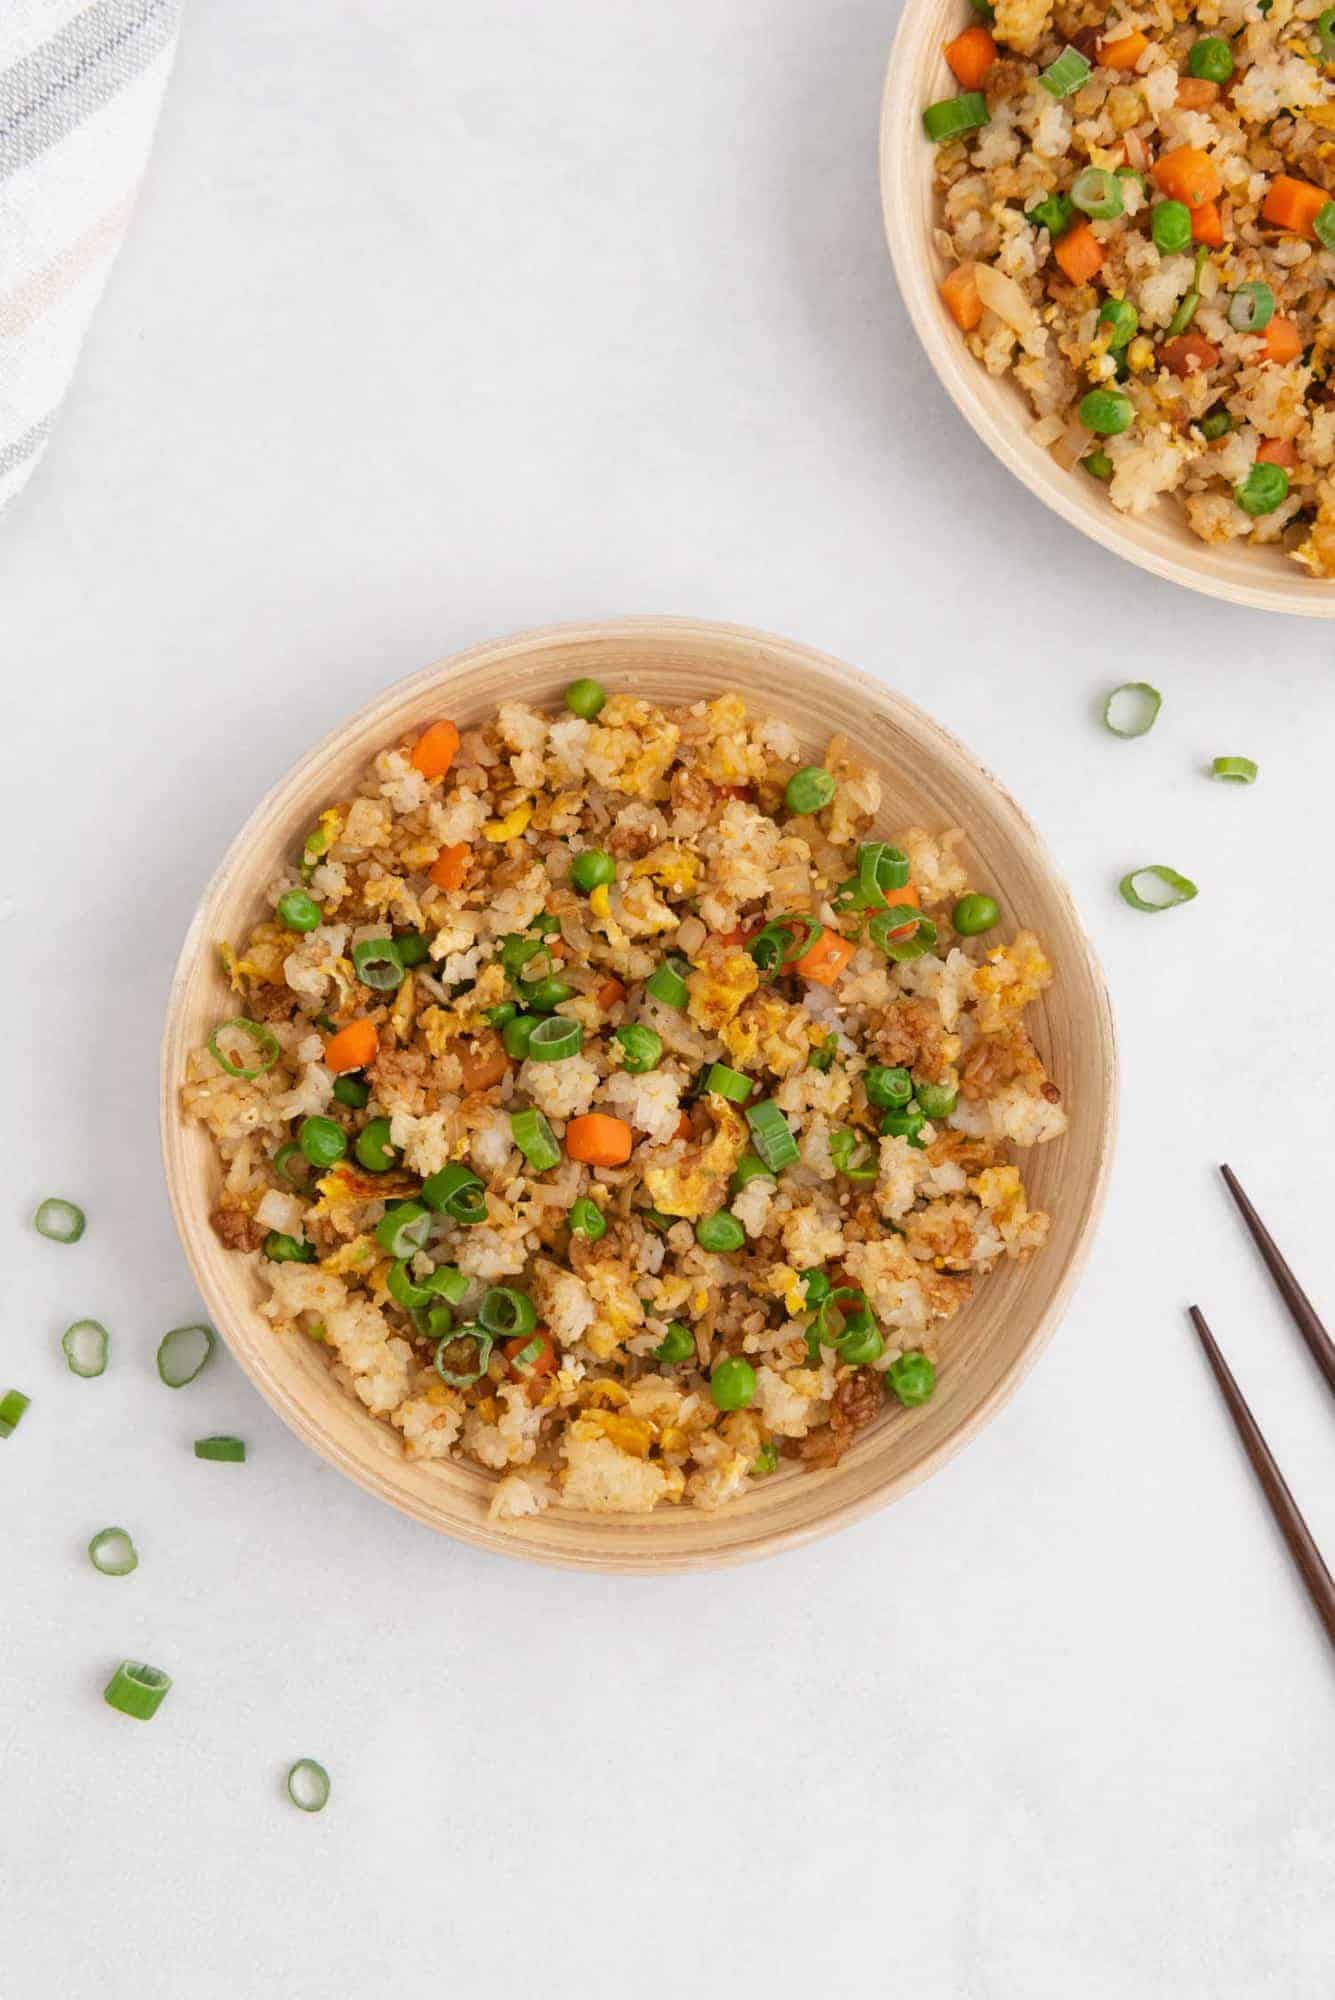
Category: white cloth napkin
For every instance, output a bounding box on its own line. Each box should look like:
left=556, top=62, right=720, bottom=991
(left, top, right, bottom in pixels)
left=0, top=0, right=180, bottom=509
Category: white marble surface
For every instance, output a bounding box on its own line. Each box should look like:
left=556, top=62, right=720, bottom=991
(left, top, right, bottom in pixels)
left=4, top=3, right=1334, bottom=1994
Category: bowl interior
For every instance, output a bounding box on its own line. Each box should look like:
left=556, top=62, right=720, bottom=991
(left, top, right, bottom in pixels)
left=161, top=618, right=1117, bottom=1570
left=879, top=0, right=1335, bottom=620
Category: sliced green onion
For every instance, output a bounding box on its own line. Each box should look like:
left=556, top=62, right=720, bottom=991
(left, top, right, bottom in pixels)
left=194, top=1435, right=247, bottom=1462
left=1103, top=681, right=1162, bottom=738
left=801, top=1269, right=831, bottom=1308
left=704, top=1063, right=753, bottom=1104
left=1211, top=756, right=1258, bottom=784
left=1227, top=281, right=1274, bottom=334
left=1317, top=8, right=1335, bottom=57
left=156, top=1324, right=216, bottom=1388
left=526, top=1016, right=583, bottom=1062
left=655, top=1321, right=695, bottom=1364
left=837, top=1309, right=884, bottom=1367
left=865, top=1064, right=913, bottom=1109
left=915, top=1082, right=958, bottom=1120
left=104, top=1660, right=171, bottom=1721
left=520, top=976, right=572, bottom=1014
left=434, top=1326, right=494, bottom=1388
left=888, top=1351, right=936, bottom=1407
left=287, top=1758, right=331, bottom=1812
left=811, top=1288, right=865, bottom=1349
left=425, top=1264, right=468, bottom=1306
left=0, top=1390, right=31, bottom=1438
left=695, top=1211, right=746, bottom=1253
left=354, top=1117, right=398, bottom=1173
left=751, top=1441, right=780, bottom=1477
left=730, top=1152, right=776, bottom=1195
left=1039, top=43, right=1090, bottom=96
left=1071, top=167, right=1124, bottom=221
left=62, top=1320, right=109, bottom=1379
left=1166, top=288, right=1201, bottom=339
left=412, top=1301, right=456, bottom=1341
left=922, top=92, right=988, bottom=142
left=510, top=1108, right=561, bottom=1171
left=867, top=907, right=938, bottom=961
left=387, top=1258, right=433, bottom=1312
left=745, top=1100, right=799, bottom=1173
left=375, top=1200, right=432, bottom=1258
left=263, top=1230, right=316, bottom=1264
left=273, top=1141, right=311, bottom=1187
left=747, top=914, right=822, bottom=974
left=34, top=1197, right=86, bottom=1243
left=615, top=1023, right=662, bottom=1073
left=783, top=766, right=836, bottom=815
left=807, top=1034, right=838, bottom=1072
left=88, top=1527, right=137, bottom=1576
left=829, top=1129, right=879, bottom=1184
left=499, top=931, right=546, bottom=982
left=508, top=1338, right=544, bottom=1376
left=881, top=1106, right=926, bottom=1147
left=646, top=955, right=690, bottom=1008
left=856, top=841, right=910, bottom=904
left=1026, top=192, right=1074, bottom=239
left=640, top=1207, right=674, bottom=1235
left=207, top=1017, right=281, bottom=1080
left=351, top=937, right=404, bottom=991
left=1118, top=865, right=1198, bottom=912
left=569, top=1196, right=608, bottom=1241
left=1316, top=202, right=1335, bottom=254
left=478, top=1286, right=538, bottom=1338
left=421, top=1162, right=488, bottom=1223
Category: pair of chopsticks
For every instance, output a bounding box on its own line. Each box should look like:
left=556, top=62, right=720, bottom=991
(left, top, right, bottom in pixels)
left=1188, top=1165, right=1335, bottom=1652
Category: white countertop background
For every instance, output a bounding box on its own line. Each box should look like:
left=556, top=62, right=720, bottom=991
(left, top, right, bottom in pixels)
left=4, top=2, right=1334, bottom=1994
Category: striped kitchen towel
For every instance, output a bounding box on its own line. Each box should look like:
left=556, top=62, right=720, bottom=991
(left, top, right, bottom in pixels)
left=0, top=0, right=181, bottom=510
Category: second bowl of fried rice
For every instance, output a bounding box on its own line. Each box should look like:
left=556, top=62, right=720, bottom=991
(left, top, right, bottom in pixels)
left=162, top=618, right=1117, bottom=1570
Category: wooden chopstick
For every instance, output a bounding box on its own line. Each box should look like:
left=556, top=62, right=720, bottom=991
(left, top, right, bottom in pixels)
left=1219, top=1165, right=1335, bottom=1399
left=1187, top=1305, right=1335, bottom=1654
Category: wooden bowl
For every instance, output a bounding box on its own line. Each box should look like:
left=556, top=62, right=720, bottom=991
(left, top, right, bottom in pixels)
left=161, top=618, right=1118, bottom=1571
left=879, top=5, right=1335, bottom=620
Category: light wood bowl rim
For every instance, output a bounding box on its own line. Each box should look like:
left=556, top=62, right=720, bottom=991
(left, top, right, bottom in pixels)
left=878, top=6, right=1335, bottom=620
left=160, top=615, right=1119, bottom=1571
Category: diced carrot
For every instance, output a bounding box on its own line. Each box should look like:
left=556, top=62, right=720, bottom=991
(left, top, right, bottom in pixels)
left=791, top=929, right=855, bottom=987
left=675, top=1111, right=694, bottom=1140
left=409, top=720, right=460, bottom=780
left=457, top=1033, right=510, bottom=1093
left=1099, top=29, right=1149, bottom=67
left=1190, top=198, right=1224, bottom=247
left=1152, top=147, right=1221, bottom=209
left=428, top=842, right=469, bottom=891
left=715, top=784, right=753, bottom=801
left=594, top=976, right=626, bottom=1010
left=1054, top=220, right=1104, bottom=286
left=565, top=1113, right=634, bottom=1167
left=940, top=262, right=983, bottom=332
left=1261, top=175, right=1330, bottom=241
left=943, top=24, right=996, bottom=88
left=884, top=880, right=921, bottom=940
left=504, top=1329, right=559, bottom=1387
left=324, top=1018, right=379, bottom=1073
left=1260, top=316, right=1303, bottom=365
left=1256, top=437, right=1297, bottom=470
left=1160, top=331, right=1220, bottom=377
left=1175, top=77, right=1218, bottom=110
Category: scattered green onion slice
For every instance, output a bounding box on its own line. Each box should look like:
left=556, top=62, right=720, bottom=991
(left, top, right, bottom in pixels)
left=434, top=1326, right=494, bottom=1388
left=1211, top=756, right=1258, bottom=784
left=646, top=955, right=690, bottom=1008
left=747, top=914, right=821, bottom=974
left=1317, top=8, right=1335, bottom=58
left=1071, top=166, right=1124, bottom=221
left=413, top=1301, right=456, bottom=1342
left=615, top=1023, right=663, bottom=1073
left=829, top=1129, right=879, bottom=1184
left=1118, top=865, right=1199, bottom=912
left=745, top=1100, right=799, bottom=1173
left=510, top=1108, right=561, bottom=1171
left=704, top=1063, right=753, bottom=1104
left=62, top=1320, right=109, bottom=1379
left=387, top=1258, right=433, bottom=1312
left=569, top=1196, right=607, bottom=1241
left=888, top=1351, right=937, bottom=1407
left=730, top=1152, right=776, bottom=1195
left=287, top=1758, right=331, bottom=1812
left=34, top=1197, right=86, bottom=1243
left=156, top=1324, right=216, bottom=1388
left=478, top=1286, right=538, bottom=1338
left=194, top=1435, right=247, bottom=1462
left=207, top=1017, right=281, bottom=1080
left=807, top=1034, right=838, bottom=1072
left=1039, top=43, right=1091, bottom=96
left=375, top=1200, right=432, bottom=1259
left=1103, top=681, right=1162, bottom=738
left=855, top=841, right=910, bottom=905
left=868, top=907, right=938, bottom=961
left=881, top=1106, right=926, bottom=1147
left=104, top=1660, right=171, bottom=1721
left=1227, top=281, right=1274, bottom=334
left=0, top=1390, right=31, bottom=1438
left=783, top=766, right=836, bottom=815
left=351, top=937, right=405, bottom=991
left=922, top=92, right=989, bottom=143
left=264, top=1230, right=315, bottom=1264
left=421, top=1162, right=488, bottom=1222
left=801, top=1268, right=831, bottom=1308
left=811, top=1288, right=865, bottom=1349
left=837, top=1309, right=885, bottom=1367
left=88, top=1527, right=138, bottom=1576
left=1316, top=201, right=1335, bottom=255
left=273, top=1141, right=311, bottom=1188
left=395, top=932, right=431, bottom=968
left=751, top=1441, right=780, bottom=1478
left=696, top=1211, right=746, bottom=1254
left=526, top=1016, right=583, bottom=1062
left=1166, top=286, right=1201, bottom=339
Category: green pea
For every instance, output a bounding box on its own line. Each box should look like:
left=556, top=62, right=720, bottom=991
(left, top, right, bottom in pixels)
left=502, top=1014, right=540, bottom=1060
left=486, top=1002, right=518, bottom=1030
left=1188, top=35, right=1233, bottom=80
left=1151, top=199, right=1192, bottom=255
left=1315, top=202, right=1335, bottom=255
left=696, top=1212, right=745, bottom=1254
left=1079, top=389, right=1134, bottom=437
left=332, top=1074, right=370, bottom=1109
left=655, top=1322, right=695, bottom=1364
left=521, top=977, right=573, bottom=1013
left=1199, top=409, right=1232, bottom=441
left=569, top=1196, right=607, bottom=1241
left=1082, top=450, right=1114, bottom=481
left=395, top=933, right=430, bottom=968
left=888, top=1351, right=936, bottom=1407
left=564, top=677, right=606, bottom=719
left=571, top=849, right=616, bottom=892
left=1236, top=462, right=1289, bottom=517
left=1098, top=297, right=1138, bottom=348
left=263, top=1231, right=315, bottom=1264
left=709, top=1355, right=756, bottom=1411
left=915, top=1082, right=958, bottom=1120
left=276, top=889, right=321, bottom=933
left=299, top=1116, right=347, bottom=1169
left=354, top=1117, right=397, bottom=1173
left=614, top=1023, right=662, bottom=1074
left=1026, top=192, right=1073, bottom=239
left=952, top=892, right=999, bottom=936
left=864, top=1064, right=913, bottom=1109
left=783, top=766, right=836, bottom=815
left=881, top=1106, right=926, bottom=1147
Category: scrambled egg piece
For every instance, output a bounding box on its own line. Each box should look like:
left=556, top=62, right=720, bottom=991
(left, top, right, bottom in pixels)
left=720, top=990, right=811, bottom=1075
left=687, top=947, right=760, bottom=1032
left=632, top=842, right=700, bottom=895
left=643, top=1106, right=747, bottom=1219
left=972, top=931, right=1052, bottom=1033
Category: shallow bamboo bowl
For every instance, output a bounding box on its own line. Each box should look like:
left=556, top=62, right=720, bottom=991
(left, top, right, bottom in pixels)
left=880, top=6, right=1335, bottom=619
left=161, top=618, right=1118, bottom=1571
